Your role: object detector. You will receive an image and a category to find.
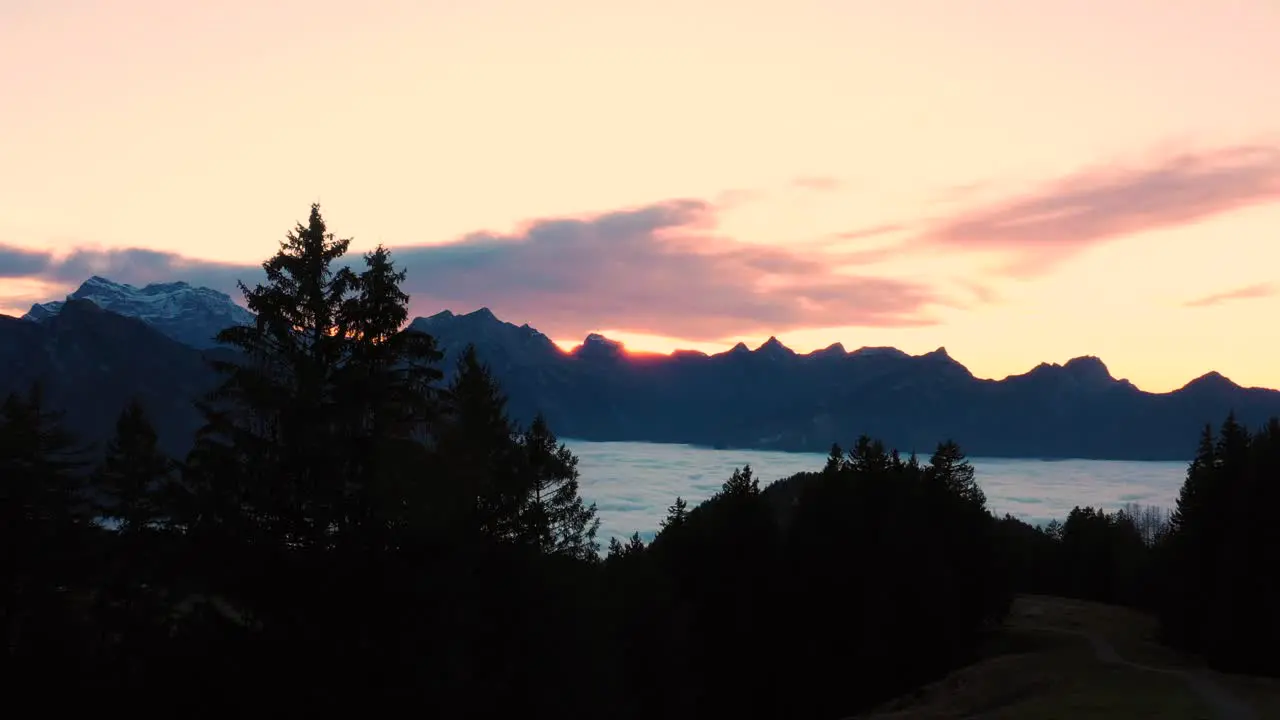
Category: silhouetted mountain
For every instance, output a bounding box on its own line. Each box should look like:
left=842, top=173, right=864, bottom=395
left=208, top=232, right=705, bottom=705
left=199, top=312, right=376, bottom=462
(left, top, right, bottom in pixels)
left=7, top=285, right=1280, bottom=461
left=1, top=299, right=220, bottom=459
left=24, top=276, right=253, bottom=349
left=408, top=310, right=1280, bottom=461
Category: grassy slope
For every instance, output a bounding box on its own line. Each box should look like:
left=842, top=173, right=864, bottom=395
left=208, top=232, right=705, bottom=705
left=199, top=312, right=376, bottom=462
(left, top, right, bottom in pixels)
left=858, top=595, right=1280, bottom=719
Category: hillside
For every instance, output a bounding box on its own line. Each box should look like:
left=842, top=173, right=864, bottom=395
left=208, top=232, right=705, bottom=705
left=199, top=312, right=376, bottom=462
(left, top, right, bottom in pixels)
left=859, top=595, right=1276, bottom=719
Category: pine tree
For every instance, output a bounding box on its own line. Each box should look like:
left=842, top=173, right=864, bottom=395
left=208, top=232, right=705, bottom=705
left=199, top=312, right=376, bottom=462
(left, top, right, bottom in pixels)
left=334, top=245, right=443, bottom=540
left=823, top=443, right=845, bottom=475
left=1169, top=424, right=1216, bottom=535
left=926, top=440, right=985, bottom=508
left=0, top=385, right=91, bottom=661
left=515, top=414, right=600, bottom=559
left=607, top=536, right=625, bottom=559
left=660, top=496, right=688, bottom=531
left=719, top=465, right=759, bottom=499
left=93, top=400, right=173, bottom=534
left=199, top=203, right=358, bottom=546
left=436, top=345, right=523, bottom=542
left=0, top=385, right=88, bottom=534
left=848, top=436, right=892, bottom=475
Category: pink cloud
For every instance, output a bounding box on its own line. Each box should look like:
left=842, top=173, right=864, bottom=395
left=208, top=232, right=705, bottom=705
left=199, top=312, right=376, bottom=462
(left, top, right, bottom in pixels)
left=392, top=199, right=943, bottom=339
left=918, top=145, right=1280, bottom=276
left=1184, top=282, right=1276, bottom=308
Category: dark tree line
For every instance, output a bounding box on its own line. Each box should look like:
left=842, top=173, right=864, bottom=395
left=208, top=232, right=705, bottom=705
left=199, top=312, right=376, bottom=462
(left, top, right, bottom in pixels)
left=992, top=414, right=1280, bottom=678
left=1159, top=415, right=1280, bottom=674
left=2, top=204, right=1276, bottom=715
left=993, top=501, right=1166, bottom=609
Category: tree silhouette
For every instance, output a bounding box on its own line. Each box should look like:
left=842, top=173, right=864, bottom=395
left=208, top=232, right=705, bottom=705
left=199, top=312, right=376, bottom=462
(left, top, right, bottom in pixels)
left=515, top=413, right=600, bottom=559
left=660, top=496, right=688, bottom=531
left=93, top=400, right=172, bottom=533
left=197, top=203, right=359, bottom=547
left=0, top=385, right=93, bottom=677
left=926, top=439, right=986, bottom=507
left=436, top=344, right=523, bottom=543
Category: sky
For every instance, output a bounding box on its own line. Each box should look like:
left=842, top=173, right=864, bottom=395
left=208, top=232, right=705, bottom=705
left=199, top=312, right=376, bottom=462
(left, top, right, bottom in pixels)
left=2, top=0, right=1279, bottom=392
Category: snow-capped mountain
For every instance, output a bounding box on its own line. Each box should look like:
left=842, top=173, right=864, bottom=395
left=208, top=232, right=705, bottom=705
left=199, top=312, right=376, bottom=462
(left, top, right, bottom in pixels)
left=23, top=276, right=254, bottom=349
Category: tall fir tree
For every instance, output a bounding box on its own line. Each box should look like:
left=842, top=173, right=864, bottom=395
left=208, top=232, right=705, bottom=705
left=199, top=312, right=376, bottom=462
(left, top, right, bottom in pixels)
left=0, top=385, right=91, bottom=664
left=333, top=245, right=443, bottom=542
left=93, top=399, right=172, bottom=530
left=436, top=345, right=523, bottom=543
left=0, top=385, right=88, bottom=536
left=1169, top=424, right=1217, bottom=535
left=515, top=414, right=600, bottom=559
left=198, top=203, right=359, bottom=546
left=93, top=400, right=173, bottom=534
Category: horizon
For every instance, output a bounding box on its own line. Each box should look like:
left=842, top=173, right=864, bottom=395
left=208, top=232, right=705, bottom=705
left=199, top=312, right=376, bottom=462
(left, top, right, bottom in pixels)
left=3, top=1, right=1280, bottom=393
left=11, top=275, right=1261, bottom=394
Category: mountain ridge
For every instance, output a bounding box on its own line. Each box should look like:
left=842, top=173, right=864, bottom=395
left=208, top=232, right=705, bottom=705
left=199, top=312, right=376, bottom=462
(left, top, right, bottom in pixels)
left=6, top=277, right=1280, bottom=461
left=24, top=276, right=254, bottom=349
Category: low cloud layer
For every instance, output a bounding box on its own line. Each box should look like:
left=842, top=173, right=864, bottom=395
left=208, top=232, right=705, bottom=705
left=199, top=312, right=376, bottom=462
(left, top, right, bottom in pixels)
left=1, top=200, right=941, bottom=339
left=0, top=242, right=261, bottom=297
left=918, top=145, right=1280, bottom=276
left=1184, top=283, right=1276, bottom=308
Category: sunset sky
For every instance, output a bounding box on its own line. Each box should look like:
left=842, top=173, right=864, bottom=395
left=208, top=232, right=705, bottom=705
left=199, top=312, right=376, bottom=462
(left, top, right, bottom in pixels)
left=2, top=0, right=1279, bottom=392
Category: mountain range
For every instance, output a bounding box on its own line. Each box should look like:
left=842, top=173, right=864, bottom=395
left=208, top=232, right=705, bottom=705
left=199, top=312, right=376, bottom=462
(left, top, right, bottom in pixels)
left=5, top=277, right=1280, bottom=462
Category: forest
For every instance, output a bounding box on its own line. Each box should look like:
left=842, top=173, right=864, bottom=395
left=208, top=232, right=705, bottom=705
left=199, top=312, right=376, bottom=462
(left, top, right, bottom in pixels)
left=3, top=205, right=1278, bottom=717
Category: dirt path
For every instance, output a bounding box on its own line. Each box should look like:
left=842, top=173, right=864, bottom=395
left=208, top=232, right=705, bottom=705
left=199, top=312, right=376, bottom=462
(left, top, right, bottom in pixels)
left=1049, top=627, right=1256, bottom=720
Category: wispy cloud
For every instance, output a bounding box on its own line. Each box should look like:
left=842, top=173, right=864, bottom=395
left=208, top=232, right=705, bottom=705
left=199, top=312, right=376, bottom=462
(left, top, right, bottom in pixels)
left=918, top=145, right=1280, bottom=276
left=2, top=199, right=945, bottom=339
left=791, top=175, right=843, bottom=192
left=1183, top=282, right=1276, bottom=308
left=828, top=224, right=904, bottom=242
left=809, top=224, right=908, bottom=254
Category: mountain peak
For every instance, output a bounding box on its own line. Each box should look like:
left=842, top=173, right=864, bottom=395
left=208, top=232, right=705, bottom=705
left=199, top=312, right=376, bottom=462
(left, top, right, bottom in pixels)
left=82, top=275, right=119, bottom=289
left=24, top=276, right=254, bottom=349
left=1063, top=355, right=1114, bottom=383
left=576, top=332, right=625, bottom=360
left=728, top=341, right=751, bottom=355
left=755, top=336, right=795, bottom=356
left=808, top=342, right=847, bottom=359
left=1180, top=371, right=1240, bottom=392
left=407, top=308, right=561, bottom=362
left=852, top=346, right=909, bottom=359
